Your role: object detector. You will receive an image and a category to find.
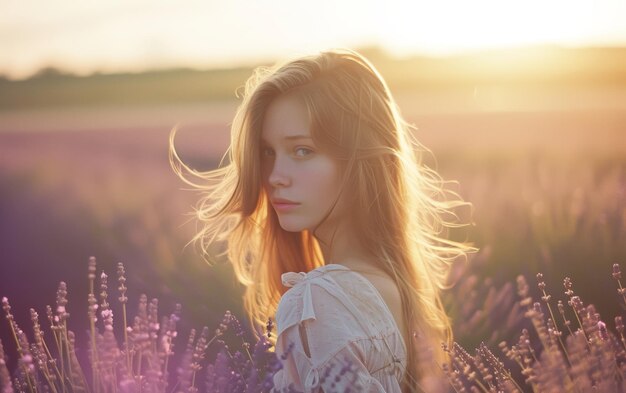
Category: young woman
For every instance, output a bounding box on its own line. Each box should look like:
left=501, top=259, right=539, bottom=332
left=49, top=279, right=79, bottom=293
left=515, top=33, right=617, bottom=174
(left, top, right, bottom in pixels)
left=169, top=48, right=476, bottom=392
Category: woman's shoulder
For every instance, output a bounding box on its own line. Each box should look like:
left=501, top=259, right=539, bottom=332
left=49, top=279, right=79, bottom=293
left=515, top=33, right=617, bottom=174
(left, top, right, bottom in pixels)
left=350, top=269, right=406, bottom=344
left=275, top=264, right=401, bottom=339
left=275, top=264, right=361, bottom=334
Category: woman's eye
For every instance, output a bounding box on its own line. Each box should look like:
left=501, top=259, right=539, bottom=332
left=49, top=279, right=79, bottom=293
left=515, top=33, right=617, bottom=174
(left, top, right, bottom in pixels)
left=295, top=147, right=313, bottom=157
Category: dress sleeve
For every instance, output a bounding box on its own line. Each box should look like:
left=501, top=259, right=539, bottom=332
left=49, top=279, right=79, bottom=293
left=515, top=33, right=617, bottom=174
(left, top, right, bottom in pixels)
left=272, top=282, right=391, bottom=393
left=272, top=325, right=389, bottom=393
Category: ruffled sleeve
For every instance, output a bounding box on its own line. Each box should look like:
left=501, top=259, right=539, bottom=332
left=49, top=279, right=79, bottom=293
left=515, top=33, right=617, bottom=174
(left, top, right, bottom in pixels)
left=272, top=337, right=391, bottom=393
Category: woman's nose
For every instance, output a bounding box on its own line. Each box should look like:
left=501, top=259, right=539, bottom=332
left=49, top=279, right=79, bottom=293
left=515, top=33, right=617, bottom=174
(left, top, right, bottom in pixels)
left=268, top=158, right=291, bottom=187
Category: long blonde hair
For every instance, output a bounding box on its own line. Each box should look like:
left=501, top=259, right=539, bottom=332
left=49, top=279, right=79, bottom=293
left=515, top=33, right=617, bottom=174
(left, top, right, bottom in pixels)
left=169, top=48, right=477, bottom=392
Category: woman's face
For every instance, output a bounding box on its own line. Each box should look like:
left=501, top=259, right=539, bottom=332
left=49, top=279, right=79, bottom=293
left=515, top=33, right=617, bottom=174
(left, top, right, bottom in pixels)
left=260, top=95, right=345, bottom=234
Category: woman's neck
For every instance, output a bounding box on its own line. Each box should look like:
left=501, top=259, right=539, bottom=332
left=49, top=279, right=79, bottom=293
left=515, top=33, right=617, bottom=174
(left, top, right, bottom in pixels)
left=314, top=221, right=378, bottom=271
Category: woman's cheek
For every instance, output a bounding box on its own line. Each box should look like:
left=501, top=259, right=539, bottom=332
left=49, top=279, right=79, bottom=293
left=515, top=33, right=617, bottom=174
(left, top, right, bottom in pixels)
left=300, top=166, right=333, bottom=195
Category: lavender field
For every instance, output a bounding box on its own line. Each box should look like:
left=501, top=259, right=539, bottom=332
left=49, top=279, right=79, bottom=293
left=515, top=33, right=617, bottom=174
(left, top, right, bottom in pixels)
left=2, top=103, right=624, bottom=332
left=1, top=49, right=626, bottom=390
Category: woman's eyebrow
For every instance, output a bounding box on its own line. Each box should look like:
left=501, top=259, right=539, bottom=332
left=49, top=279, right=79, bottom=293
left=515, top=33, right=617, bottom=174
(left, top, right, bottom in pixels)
left=284, top=134, right=312, bottom=140
left=261, top=134, right=313, bottom=143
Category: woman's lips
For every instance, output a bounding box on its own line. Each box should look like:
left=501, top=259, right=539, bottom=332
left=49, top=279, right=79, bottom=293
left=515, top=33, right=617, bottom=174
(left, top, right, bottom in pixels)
left=272, top=202, right=300, bottom=212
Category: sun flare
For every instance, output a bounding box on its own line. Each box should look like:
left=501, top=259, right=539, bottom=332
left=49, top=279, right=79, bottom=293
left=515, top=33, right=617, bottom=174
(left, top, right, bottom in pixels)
left=376, top=0, right=599, bottom=57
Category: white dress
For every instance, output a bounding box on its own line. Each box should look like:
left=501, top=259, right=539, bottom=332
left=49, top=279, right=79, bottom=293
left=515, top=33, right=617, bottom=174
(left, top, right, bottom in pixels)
left=271, top=264, right=407, bottom=393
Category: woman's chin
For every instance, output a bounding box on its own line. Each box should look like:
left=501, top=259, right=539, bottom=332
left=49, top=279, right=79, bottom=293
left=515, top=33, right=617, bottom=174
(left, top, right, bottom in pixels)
left=277, top=219, right=307, bottom=233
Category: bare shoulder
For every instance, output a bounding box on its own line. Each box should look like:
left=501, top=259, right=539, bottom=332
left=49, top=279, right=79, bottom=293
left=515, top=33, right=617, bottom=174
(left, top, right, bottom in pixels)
left=359, top=271, right=402, bottom=306
left=356, top=270, right=406, bottom=337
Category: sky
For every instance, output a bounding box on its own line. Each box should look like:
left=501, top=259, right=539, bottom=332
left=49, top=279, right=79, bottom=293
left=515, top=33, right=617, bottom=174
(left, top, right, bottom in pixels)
left=1, top=0, right=626, bottom=80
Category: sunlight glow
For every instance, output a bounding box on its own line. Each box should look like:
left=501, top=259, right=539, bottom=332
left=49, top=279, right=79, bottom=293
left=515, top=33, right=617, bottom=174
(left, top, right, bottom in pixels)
left=376, top=0, right=620, bottom=57
left=0, top=0, right=625, bottom=79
